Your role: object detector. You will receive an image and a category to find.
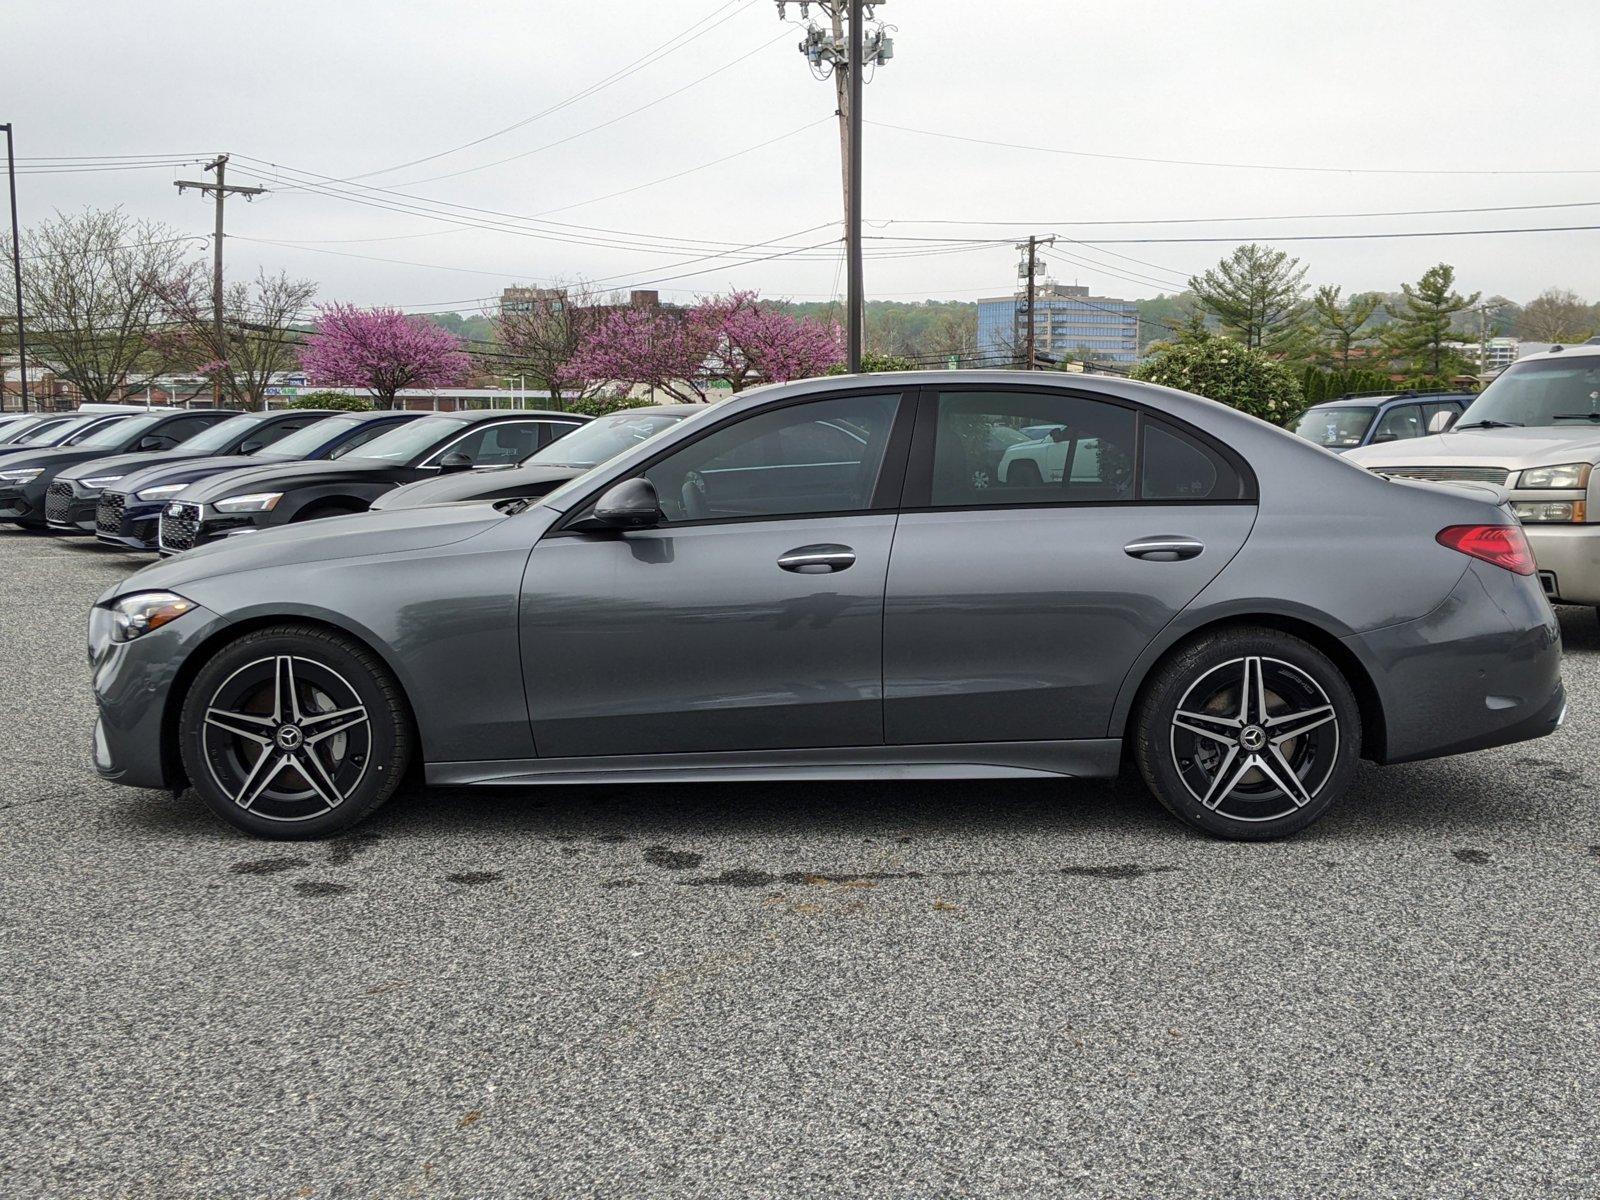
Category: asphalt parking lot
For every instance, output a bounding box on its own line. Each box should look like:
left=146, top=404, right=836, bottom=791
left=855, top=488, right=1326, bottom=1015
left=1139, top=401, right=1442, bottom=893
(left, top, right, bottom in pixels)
left=2, top=528, right=1597, bottom=1198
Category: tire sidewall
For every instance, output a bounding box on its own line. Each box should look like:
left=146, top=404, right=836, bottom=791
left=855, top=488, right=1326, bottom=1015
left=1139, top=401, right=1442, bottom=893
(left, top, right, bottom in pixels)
left=1136, top=629, right=1362, bottom=840
left=178, top=626, right=409, bottom=839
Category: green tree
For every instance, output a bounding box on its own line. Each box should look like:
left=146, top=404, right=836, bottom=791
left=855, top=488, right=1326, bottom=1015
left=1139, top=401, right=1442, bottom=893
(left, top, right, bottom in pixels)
left=1188, top=243, right=1309, bottom=355
left=1308, top=285, right=1380, bottom=368
left=1382, top=263, right=1480, bottom=382
left=1132, top=329, right=1302, bottom=424
left=826, top=351, right=917, bottom=374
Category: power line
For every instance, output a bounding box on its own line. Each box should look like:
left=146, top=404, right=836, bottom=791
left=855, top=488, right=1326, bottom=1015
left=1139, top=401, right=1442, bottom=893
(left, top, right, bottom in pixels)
left=869, top=120, right=1600, bottom=177
left=876, top=197, right=1600, bottom=228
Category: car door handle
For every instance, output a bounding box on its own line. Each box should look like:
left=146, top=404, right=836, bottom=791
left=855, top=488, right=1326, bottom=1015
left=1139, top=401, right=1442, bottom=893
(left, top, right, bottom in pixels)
left=778, top=544, right=856, bottom=574
left=1123, top=535, right=1205, bottom=561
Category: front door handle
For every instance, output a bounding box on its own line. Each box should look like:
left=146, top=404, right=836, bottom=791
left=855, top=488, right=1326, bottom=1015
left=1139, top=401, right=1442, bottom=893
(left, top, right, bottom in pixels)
left=1123, top=535, right=1204, bottom=561
left=778, top=544, right=855, bottom=574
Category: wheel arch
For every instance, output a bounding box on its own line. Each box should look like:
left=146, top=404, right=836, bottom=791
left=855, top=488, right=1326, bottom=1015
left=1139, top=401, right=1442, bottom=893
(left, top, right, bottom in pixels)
left=159, top=612, right=422, bottom=791
left=1112, top=611, right=1388, bottom=763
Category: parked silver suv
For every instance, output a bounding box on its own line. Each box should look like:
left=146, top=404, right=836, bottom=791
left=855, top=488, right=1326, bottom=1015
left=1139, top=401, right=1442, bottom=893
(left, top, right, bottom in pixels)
left=1348, top=342, right=1600, bottom=607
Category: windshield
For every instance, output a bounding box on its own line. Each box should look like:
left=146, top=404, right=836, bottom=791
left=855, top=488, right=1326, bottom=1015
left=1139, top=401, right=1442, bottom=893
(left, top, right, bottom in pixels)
left=1458, top=357, right=1600, bottom=427
left=530, top=411, right=686, bottom=468
left=17, top=416, right=83, bottom=444
left=1292, top=405, right=1376, bottom=448
left=343, top=415, right=464, bottom=462
left=177, top=414, right=258, bottom=453
left=264, top=415, right=359, bottom=458
left=76, top=412, right=164, bottom=449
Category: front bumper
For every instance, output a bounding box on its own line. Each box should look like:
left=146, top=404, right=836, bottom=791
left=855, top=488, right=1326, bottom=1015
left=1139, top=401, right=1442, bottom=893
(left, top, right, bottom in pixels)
left=1350, top=560, right=1565, bottom=764
left=89, top=598, right=224, bottom=790
left=45, top=482, right=101, bottom=534
left=0, top=480, right=47, bottom=526
left=1521, top=524, right=1600, bottom=607
left=94, top=492, right=163, bottom=552
left=158, top=501, right=259, bottom=556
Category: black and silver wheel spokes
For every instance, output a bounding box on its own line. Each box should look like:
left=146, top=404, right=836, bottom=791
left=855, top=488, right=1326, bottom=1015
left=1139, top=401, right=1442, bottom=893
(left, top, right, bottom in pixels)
left=200, top=654, right=372, bottom=822
left=1169, top=655, right=1339, bottom=823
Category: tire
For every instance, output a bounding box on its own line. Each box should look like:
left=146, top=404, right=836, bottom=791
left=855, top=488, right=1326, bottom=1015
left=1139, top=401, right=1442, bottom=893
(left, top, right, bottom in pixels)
left=178, top=624, right=413, bottom=839
left=1133, top=627, right=1361, bottom=840
left=1007, top=459, right=1042, bottom=487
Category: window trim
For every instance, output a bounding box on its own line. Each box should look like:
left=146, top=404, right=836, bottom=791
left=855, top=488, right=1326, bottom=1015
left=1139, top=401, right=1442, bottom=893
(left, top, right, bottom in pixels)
left=898, top=382, right=1258, bottom=512
left=550, top=386, right=918, bottom=535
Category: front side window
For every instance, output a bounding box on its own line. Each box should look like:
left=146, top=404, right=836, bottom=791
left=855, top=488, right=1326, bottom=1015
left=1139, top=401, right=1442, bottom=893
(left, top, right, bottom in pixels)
left=1371, top=405, right=1424, bottom=442
left=644, top=393, right=900, bottom=522
left=435, top=420, right=545, bottom=467
left=930, top=390, right=1136, bottom=506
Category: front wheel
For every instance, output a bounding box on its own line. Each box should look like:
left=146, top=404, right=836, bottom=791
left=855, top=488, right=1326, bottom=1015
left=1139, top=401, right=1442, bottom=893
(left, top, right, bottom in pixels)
left=1133, top=628, right=1361, bottom=840
left=178, top=625, right=413, bottom=839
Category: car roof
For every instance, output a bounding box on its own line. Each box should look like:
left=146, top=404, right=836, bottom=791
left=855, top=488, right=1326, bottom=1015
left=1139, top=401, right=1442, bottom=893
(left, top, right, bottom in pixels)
left=1511, top=343, right=1600, bottom=366
left=418, top=407, right=587, bottom=423
left=1313, top=392, right=1472, bottom=408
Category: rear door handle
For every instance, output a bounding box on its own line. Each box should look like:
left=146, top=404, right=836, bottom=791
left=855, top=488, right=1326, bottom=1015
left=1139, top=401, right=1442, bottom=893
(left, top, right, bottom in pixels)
left=778, top=544, right=855, bottom=574
left=1123, top=535, right=1204, bottom=561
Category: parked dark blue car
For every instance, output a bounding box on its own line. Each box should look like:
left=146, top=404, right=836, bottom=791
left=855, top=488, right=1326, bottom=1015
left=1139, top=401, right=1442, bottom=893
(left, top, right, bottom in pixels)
left=1290, top=391, right=1472, bottom=453
left=95, top=409, right=424, bottom=551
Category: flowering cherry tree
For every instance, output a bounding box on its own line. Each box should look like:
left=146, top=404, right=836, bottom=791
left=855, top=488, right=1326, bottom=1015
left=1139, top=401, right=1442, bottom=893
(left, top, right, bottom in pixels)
left=568, top=290, right=841, bottom=403
left=300, top=304, right=471, bottom=408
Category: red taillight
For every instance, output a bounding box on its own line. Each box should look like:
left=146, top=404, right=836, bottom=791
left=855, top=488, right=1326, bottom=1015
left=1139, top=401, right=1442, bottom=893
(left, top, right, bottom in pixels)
left=1436, top=524, right=1537, bottom=575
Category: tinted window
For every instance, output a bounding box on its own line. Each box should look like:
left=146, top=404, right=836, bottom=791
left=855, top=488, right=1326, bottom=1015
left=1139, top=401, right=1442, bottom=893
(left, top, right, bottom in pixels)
left=530, top=412, right=684, bottom=469
left=1140, top=421, right=1246, bottom=501
left=178, top=414, right=261, bottom=453
left=929, top=390, right=1136, bottom=506
left=1291, top=405, right=1375, bottom=448
left=159, top=414, right=229, bottom=444
left=645, top=393, right=900, bottom=522
left=330, top=419, right=407, bottom=458
left=78, top=413, right=166, bottom=449
left=1371, top=405, right=1424, bottom=442
left=437, top=420, right=545, bottom=466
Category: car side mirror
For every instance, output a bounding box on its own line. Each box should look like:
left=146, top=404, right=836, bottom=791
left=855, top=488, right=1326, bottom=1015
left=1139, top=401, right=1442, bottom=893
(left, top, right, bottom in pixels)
left=1428, top=412, right=1457, bottom=433
left=438, top=451, right=474, bottom=474
left=1372, top=432, right=1398, bottom=443
left=239, top=439, right=266, bottom=454
left=1048, top=427, right=1070, bottom=443
left=591, top=477, right=662, bottom=530
left=137, top=435, right=172, bottom=451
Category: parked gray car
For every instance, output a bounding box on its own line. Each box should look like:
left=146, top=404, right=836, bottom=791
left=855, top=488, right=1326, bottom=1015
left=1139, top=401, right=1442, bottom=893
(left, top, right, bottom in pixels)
left=87, top=372, right=1564, bottom=842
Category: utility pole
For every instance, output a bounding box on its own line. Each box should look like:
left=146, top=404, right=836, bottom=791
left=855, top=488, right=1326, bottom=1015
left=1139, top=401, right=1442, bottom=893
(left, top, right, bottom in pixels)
left=1016, top=235, right=1054, bottom=369
left=778, top=1, right=893, bottom=372
left=1, top=124, right=28, bottom=412
left=174, top=154, right=265, bottom=403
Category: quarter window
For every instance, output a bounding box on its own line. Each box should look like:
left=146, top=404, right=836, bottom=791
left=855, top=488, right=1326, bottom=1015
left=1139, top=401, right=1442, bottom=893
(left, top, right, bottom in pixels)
left=1140, top=421, right=1246, bottom=501
left=644, top=393, right=900, bottom=522
left=928, top=390, right=1137, bottom=506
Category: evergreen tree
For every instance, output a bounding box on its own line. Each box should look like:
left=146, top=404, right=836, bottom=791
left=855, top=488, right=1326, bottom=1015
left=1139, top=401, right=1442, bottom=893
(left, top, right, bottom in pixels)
left=1188, top=243, right=1309, bottom=355
left=1382, top=264, right=1480, bottom=382
left=1308, top=285, right=1380, bottom=368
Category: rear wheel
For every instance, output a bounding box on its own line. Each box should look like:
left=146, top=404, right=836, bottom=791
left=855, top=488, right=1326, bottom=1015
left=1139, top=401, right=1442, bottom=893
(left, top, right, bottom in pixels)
left=1133, top=628, right=1360, bottom=840
left=178, top=625, right=412, bottom=839
left=1007, top=459, right=1042, bottom=487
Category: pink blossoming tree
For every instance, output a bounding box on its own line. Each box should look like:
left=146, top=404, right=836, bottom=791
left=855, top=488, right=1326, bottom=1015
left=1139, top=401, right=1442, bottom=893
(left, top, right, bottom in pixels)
left=300, top=304, right=471, bottom=408
left=568, top=290, right=841, bottom=403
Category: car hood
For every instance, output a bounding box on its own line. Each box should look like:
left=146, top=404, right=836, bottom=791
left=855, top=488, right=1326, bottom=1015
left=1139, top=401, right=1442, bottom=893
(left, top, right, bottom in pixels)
left=109, top=501, right=510, bottom=595
left=0, top=446, right=112, bottom=473
left=111, top=453, right=264, bottom=495
left=57, top=449, right=209, bottom=484
left=180, top=456, right=389, bottom=502
left=372, top=463, right=583, bottom=510
left=1346, top=426, right=1600, bottom=471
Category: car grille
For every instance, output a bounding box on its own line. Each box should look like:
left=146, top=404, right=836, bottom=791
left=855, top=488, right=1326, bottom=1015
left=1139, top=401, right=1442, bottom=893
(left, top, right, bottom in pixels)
left=160, top=502, right=201, bottom=553
left=96, top=491, right=127, bottom=535
left=44, top=481, right=73, bottom=524
left=1375, top=466, right=1513, bottom=486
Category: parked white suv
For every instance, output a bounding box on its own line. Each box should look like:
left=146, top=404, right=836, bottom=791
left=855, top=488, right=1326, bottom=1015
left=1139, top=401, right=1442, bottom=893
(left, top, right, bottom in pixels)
left=1348, top=341, right=1600, bottom=608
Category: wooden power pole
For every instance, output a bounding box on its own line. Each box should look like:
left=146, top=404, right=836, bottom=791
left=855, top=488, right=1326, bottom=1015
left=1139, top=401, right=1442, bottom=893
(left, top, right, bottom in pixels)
left=174, top=154, right=264, bottom=404
left=1016, top=235, right=1054, bottom=369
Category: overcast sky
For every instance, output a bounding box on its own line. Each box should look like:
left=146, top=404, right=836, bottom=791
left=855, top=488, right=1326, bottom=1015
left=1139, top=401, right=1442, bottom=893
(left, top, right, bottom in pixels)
left=10, top=0, right=1600, bottom=314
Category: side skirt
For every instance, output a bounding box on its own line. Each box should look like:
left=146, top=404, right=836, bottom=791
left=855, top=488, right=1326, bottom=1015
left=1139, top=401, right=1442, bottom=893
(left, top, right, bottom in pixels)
left=426, top=739, right=1124, bottom=787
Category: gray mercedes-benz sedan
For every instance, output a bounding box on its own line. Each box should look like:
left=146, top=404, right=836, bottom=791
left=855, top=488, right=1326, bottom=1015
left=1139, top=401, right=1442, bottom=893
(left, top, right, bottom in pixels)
left=87, top=371, right=1564, bottom=841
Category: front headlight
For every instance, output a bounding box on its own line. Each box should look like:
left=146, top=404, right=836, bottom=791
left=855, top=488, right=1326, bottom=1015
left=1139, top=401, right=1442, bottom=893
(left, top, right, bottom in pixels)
left=81, top=474, right=124, bottom=491
left=1516, top=463, right=1592, bottom=489
left=108, top=591, right=194, bottom=643
left=212, top=492, right=283, bottom=513
left=0, top=468, right=42, bottom=483
left=1512, top=500, right=1587, bottom=524
left=135, top=483, right=189, bottom=501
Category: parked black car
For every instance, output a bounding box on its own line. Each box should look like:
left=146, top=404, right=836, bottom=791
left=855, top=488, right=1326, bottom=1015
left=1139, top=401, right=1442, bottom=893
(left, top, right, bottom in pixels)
left=0, top=413, right=75, bottom=445
left=0, top=409, right=233, bottom=529
left=47, top=409, right=341, bottom=536
left=159, top=408, right=587, bottom=553
left=0, top=412, right=136, bottom=461
left=97, top=410, right=424, bottom=551
left=372, top=405, right=698, bottom=511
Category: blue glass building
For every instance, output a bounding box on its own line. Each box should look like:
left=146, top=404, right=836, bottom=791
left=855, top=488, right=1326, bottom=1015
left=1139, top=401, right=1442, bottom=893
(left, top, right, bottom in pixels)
left=977, top=284, right=1141, bottom=366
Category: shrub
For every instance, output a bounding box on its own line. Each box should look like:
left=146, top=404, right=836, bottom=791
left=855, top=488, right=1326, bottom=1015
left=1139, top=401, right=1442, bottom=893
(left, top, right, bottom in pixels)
left=564, top=393, right=666, bottom=417
left=286, top=390, right=372, bottom=412
left=1132, top=334, right=1302, bottom=425
left=826, top=351, right=918, bottom=374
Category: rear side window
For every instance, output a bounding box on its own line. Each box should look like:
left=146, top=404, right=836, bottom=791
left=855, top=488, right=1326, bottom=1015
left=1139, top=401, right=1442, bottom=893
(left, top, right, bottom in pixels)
left=1140, top=421, right=1246, bottom=501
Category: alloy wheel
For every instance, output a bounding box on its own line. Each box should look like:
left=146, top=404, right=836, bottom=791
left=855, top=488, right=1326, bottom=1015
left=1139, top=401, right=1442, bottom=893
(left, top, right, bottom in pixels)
left=200, top=655, right=372, bottom=823
left=1168, top=655, right=1340, bottom=823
